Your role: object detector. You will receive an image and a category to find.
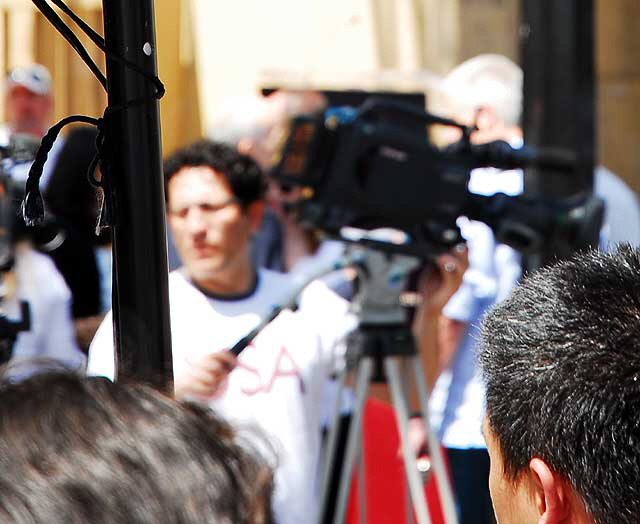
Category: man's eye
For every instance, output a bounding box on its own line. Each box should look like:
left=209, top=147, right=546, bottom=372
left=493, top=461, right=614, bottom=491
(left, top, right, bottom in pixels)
left=201, top=201, right=235, bottom=213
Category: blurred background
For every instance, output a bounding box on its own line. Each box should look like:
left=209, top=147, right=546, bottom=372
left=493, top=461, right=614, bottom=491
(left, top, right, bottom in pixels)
left=0, top=0, right=636, bottom=192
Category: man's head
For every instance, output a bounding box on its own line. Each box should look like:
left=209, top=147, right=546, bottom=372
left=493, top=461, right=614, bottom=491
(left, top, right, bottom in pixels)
left=432, top=54, right=523, bottom=145
left=208, top=91, right=326, bottom=221
left=208, top=91, right=327, bottom=171
left=5, top=64, right=53, bottom=137
left=0, top=370, right=274, bottom=523
left=479, top=245, right=640, bottom=524
left=163, top=140, right=266, bottom=292
left=206, top=95, right=275, bottom=170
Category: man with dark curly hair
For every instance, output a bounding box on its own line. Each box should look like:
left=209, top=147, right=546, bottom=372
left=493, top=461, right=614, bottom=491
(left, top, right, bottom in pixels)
left=88, top=139, right=355, bottom=524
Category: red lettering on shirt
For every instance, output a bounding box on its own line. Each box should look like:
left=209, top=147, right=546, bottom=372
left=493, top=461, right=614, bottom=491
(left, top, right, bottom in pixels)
left=265, top=346, right=306, bottom=394
left=238, top=345, right=306, bottom=395
left=238, top=361, right=265, bottom=396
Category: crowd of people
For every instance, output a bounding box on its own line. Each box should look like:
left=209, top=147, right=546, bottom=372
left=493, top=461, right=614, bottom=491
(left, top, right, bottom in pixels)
left=0, top=54, right=637, bottom=524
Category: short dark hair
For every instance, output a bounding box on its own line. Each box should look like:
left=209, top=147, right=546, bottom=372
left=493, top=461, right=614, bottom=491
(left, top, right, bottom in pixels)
left=0, top=370, right=274, bottom=524
left=479, top=245, right=640, bottom=524
left=163, top=139, right=266, bottom=208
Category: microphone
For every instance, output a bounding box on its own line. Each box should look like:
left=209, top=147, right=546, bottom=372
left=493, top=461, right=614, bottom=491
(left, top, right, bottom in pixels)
left=467, top=140, right=576, bottom=172
left=446, top=139, right=576, bottom=173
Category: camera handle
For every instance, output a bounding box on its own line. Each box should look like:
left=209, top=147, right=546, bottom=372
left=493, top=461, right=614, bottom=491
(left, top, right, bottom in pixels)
left=317, top=248, right=458, bottom=524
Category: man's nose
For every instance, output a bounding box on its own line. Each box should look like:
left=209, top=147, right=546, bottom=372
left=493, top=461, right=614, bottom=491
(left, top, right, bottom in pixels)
left=184, top=207, right=208, bottom=235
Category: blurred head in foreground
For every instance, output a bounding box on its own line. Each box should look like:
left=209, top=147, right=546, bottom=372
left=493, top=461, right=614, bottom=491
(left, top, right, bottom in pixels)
left=479, top=245, right=640, bottom=524
left=0, top=370, right=274, bottom=523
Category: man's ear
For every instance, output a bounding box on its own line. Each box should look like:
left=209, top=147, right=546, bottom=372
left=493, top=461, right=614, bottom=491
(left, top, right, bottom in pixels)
left=529, top=458, right=570, bottom=524
left=474, top=105, right=499, bottom=131
left=245, top=200, right=265, bottom=233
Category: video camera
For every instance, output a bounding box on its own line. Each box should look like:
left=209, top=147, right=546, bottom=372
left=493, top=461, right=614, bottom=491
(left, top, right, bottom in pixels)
left=271, top=98, right=603, bottom=258
left=0, top=133, right=42, bottom=270
left=0, top=134, right=41, bottom=362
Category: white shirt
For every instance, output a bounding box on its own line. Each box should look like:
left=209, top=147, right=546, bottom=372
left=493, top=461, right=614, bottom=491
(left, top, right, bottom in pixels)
left=5, top=242, right=85, bottom=375
left=88, top=268, right=355, bottom=524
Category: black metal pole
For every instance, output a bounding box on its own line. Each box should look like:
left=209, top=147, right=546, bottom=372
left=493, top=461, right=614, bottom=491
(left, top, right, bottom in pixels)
left=101, top=0, right=172, bottom=388
left=520, top=0, right=597, bottom=267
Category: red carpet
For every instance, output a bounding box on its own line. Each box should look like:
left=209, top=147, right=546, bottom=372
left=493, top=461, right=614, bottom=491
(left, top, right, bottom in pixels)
left=346, top=398, right=447, bottom=524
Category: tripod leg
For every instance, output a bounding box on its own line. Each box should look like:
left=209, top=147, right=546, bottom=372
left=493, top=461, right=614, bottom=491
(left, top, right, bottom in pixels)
left=384, top=357, right=433, bottom=524
left=358, top=440, right=367, bottom=524
left=317, top=356, right=374, bottom=524
left=401, top=359, right=417, bottom=524
left=405, top=478, right=416, bottom=524
left=333, top=356, right=373, bottom=524
left=410, top=356, right=459, bottom=524
left=318, top=366, right=350, bottom=511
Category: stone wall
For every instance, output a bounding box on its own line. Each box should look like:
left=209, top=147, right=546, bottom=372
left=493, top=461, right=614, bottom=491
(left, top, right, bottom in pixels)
left=422, top=0, right=639, bottom=192
left=596, top=0, right=640, bottom=192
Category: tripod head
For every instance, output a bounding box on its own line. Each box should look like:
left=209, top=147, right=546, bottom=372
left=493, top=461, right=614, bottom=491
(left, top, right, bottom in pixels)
left=344, top=244, right=422, bottom=381
left=349, top=245, right=419, bottom=326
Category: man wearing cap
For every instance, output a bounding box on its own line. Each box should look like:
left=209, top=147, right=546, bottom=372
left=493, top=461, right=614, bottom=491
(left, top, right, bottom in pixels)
left=4, top=63, right=52, bottom=137
left=0, top=64, right=85, bottom=375
left=0, top=63, right=63, bottom=189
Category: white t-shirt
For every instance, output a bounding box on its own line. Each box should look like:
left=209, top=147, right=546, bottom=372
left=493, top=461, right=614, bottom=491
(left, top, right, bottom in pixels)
left=88, top=268, right=355, bottom=524
left=5, top=243, right=85, bottom=374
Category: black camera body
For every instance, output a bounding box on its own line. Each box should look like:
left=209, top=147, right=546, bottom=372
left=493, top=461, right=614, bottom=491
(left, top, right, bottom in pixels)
left=272, top=98, right=603, bottom=257
left=0, top=134, right=41, bottom=362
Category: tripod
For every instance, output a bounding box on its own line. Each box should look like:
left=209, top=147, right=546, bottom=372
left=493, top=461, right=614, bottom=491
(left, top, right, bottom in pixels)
left=317, top=247, right=458, bottom=524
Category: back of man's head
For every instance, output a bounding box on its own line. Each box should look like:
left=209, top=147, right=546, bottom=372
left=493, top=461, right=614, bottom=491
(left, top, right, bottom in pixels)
left=0, top=370, right=274, bottom=524
left=480, top=245, right=640, bottom=524
left=436, top=53, right=523, bottom=127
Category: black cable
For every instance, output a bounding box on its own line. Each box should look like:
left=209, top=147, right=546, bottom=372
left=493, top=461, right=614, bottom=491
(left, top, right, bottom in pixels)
left=47, top=0, right=164, bottom=99
left=24, top=0, right=166, bottom=230
left=22, top=115, right=101, bottom=227
left=30, top=0, right=164, bottom=99
left=30, top=0, right=107, bottom=89
left=48, top=0, right=105, bottom=48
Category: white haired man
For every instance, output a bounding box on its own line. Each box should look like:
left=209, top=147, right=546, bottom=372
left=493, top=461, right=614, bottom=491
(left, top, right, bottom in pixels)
left=428, top=53, right=640, bottom=524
